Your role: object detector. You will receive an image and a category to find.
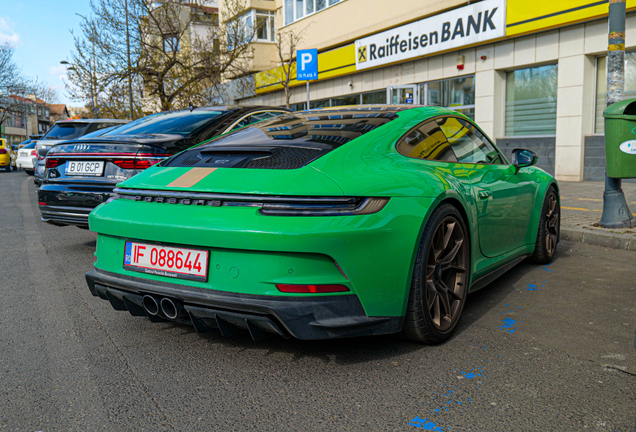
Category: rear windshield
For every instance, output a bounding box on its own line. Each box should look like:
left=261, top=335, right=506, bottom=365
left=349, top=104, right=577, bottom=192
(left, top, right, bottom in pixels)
left=201, top=107, right=403, bottom=149
left=164, top=107, right=406, bottom=170
left=22, top=142, right=36, bottom=149
left=42, top=123, right=91, bottom=140
left=103, top=110, right=224, bottom=136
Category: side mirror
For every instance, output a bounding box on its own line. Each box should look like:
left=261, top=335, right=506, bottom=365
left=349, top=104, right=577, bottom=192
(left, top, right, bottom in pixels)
left=511, top=148, right=538, bottom=173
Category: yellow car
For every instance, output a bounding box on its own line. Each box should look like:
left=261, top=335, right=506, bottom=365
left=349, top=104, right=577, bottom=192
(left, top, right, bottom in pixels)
left=0, top=138, right=16, bottom=172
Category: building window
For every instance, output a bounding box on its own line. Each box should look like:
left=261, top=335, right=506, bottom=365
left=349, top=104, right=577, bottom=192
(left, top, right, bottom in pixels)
left=595, top=53, right=636, bottom=134
left=255, top=10, right=275, bottom=42
left=284, top=0, right=340, bottom=26
left=162, top=35, right=180, bottom=52
left=418, top=76, right=475, bottom=120
left=505, top=65, right=558, bottom=136
left=362, top=90, right=386, bottom=105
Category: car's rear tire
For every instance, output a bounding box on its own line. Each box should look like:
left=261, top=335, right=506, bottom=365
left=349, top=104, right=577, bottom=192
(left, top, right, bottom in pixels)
left=4, top=165, right=11, bottom=172
left=532, top=186, right=560, bottom=264
left=402, top=204, right=470, bottom=344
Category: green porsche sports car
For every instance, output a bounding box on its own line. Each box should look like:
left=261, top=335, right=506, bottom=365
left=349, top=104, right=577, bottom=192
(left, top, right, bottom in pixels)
left=86, top=105, right=560, bottom=343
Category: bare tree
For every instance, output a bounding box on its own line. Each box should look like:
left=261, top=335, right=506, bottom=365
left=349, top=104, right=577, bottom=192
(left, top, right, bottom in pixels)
left=65, top=0, right=256, bottom=115
left=0, top=43, right=30, bottom=129
left=269, top=26, right=310, bottom=108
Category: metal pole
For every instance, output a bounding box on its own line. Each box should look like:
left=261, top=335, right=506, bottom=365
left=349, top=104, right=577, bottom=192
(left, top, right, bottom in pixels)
left=600, top=0, right=636, bottom=228
left=92, top=38, right=97, bottom=116
left=125, top=0, right=134, bottom=120
left=306, top=81, right=310, bottom=110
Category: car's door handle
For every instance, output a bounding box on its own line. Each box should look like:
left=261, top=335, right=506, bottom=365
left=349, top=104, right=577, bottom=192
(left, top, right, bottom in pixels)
left=478, top=191, right=492, bottom=200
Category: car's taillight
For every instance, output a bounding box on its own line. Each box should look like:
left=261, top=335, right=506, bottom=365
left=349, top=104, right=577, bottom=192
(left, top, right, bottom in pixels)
left=38, top=201, right=47, bottom=206
left=37, top=155, right=45, bottom=161
left=45, top=158, right=60, bottom=168
left=31, top=150, right=36, bottom=157
left=275, top=284, right=350, bottom=294
left=0, top=149, right=6, bottom=155
left=112, top=159, right=162, bottom=170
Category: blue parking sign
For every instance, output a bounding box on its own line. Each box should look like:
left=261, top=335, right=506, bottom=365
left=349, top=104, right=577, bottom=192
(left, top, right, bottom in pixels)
left=296, top=49, right=318, bottom=81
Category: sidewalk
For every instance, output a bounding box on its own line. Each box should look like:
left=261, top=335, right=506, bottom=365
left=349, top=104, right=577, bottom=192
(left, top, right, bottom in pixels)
left=559, top=181, right=636, bottom=251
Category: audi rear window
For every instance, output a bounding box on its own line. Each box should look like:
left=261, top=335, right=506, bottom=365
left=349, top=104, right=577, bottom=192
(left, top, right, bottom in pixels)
left=104, top=110, right=224, bottom=136
left=42, top=123, right=91, bottom=140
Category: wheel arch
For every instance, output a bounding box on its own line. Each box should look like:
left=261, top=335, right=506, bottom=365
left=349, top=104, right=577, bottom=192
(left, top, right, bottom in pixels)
left=401, top=192, right=474, bottom=316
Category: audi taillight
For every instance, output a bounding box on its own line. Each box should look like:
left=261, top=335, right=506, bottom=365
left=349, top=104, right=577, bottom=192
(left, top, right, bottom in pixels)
left=45, top=158, right=60, bottom=168
left=275, top=284, right=350, bottom=294
left=112, top=159, right=162, bottom=170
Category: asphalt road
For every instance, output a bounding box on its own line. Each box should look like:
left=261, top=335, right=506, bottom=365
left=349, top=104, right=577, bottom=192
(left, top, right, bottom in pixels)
left=1, top=170, right=635, bottom=432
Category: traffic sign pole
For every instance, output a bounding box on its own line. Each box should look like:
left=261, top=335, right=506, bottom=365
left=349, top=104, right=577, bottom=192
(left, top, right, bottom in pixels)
left=296, top=48, right=318, bottom=110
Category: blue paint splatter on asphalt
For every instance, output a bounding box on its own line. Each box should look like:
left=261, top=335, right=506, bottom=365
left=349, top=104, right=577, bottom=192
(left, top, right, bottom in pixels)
left=499, top=317, right=519, bottom=333
left=408, top=417, right=447, bottom=430
left=527, top=284, right=538, bottom=291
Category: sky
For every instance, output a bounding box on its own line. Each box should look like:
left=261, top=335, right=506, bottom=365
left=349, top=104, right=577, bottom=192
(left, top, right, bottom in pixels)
left=0, top=0, right=92, bottom=106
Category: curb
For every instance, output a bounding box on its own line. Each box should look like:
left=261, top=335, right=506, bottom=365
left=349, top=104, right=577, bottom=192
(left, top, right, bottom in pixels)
left=561, top=226, right=636, bottom=251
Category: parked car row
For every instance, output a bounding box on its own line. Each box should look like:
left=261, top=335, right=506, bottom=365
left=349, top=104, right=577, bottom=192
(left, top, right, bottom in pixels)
left=24, top=104, right=561, bottom=345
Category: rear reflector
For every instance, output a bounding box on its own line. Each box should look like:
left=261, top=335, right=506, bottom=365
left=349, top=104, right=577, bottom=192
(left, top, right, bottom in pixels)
left=45, top=158, right=60, bottom=168
left=38, top=202, right=47, bottom=206
left=275, top=284, right=350, bottom=294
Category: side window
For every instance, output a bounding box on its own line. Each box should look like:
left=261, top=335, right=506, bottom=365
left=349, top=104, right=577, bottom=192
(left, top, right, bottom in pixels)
left=229, top=116, right=252, bottom=132
left=251, top=111, right=286, bottom=122
left=437, top=117, right=504, bottom=165
left=396, top=120, right=458, bottom=162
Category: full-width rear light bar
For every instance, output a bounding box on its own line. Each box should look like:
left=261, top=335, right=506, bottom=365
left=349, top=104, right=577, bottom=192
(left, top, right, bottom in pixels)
left=44, top=154, right=170, bottom=171
left=112, top=188, right=390, bottom=217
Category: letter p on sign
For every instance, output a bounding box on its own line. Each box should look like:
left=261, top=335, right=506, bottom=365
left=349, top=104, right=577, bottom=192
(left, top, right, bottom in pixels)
left=296, top=49, right=318, bottom=81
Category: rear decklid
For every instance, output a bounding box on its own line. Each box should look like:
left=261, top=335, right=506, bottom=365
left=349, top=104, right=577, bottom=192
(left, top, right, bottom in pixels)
left=45, top=138, right=171, bottom=184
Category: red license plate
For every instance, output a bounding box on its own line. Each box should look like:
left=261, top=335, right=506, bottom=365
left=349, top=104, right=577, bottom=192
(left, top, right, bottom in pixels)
left=124, top=241, right=209, bottom=282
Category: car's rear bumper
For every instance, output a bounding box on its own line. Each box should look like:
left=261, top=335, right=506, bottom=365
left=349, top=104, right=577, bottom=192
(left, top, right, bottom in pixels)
left=86, top=268, right=403, bottom=340
left=39, top=204, right=92, bottom=227
left=38, top=183, right=115, bottom=227
left=16, top=158, right=34, bottom=169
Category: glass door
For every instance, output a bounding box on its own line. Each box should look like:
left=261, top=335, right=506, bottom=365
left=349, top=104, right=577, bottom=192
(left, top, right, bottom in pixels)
left=387, top=85, right=419, bottom=105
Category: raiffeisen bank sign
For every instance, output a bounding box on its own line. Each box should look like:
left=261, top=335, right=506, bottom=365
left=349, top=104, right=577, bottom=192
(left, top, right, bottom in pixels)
left=355, top=0, right=505, bottom=70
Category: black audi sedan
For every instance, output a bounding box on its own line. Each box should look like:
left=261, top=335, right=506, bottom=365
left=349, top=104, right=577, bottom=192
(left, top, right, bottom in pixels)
left=38, top=106, right=290, bottom=228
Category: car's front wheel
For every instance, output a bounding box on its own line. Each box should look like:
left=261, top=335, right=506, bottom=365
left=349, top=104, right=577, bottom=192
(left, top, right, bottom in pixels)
left=402, top=204, right=470, bottom=344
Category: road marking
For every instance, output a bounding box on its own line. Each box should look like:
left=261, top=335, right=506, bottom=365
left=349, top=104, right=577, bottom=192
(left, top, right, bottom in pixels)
left=577, top=198, right=602, bottom=202
left=562, top=206, right=590, bottom=211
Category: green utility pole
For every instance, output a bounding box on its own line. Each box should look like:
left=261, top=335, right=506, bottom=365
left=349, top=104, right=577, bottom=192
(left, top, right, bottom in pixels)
left=600, top=0, right=636, bottom=228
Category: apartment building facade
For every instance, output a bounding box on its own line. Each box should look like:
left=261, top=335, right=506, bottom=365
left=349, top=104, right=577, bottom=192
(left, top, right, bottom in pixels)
left=233, top=0, right=636, bottom=182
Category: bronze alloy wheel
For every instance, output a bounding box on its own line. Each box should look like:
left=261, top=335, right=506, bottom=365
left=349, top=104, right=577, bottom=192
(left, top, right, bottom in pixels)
left=425, top=216, right=469, bottom=332
left=545, top=192, right=559, bottom=257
